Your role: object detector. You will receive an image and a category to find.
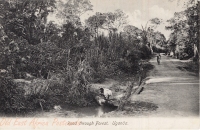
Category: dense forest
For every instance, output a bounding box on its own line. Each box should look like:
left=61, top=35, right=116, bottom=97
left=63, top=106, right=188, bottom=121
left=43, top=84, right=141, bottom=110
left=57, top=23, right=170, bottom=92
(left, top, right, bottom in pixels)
left=0, top=0, right=198, bottom=115
left=166, top=0, right=199, bottom=61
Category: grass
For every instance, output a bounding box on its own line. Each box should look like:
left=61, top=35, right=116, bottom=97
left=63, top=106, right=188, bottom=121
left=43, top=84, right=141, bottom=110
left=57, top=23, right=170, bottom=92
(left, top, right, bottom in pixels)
left=177, top=61, right=199, bottom=76
left=124, top=101, right=158, bottom=113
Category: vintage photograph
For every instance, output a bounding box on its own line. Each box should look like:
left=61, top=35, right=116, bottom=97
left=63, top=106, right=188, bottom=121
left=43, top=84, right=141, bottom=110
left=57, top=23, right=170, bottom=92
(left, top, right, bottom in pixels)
left=0, top=0, right=199, bottom=120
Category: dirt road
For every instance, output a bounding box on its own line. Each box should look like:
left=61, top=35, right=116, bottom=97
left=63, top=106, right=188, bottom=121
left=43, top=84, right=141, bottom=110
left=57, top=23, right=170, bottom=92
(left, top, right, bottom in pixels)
left=131, top=54, right=199, bottom=117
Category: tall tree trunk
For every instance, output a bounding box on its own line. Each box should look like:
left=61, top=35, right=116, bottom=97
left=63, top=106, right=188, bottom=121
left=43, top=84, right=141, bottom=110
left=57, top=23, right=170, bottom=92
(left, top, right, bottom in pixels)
left=194, top=44, right=198, bottom=57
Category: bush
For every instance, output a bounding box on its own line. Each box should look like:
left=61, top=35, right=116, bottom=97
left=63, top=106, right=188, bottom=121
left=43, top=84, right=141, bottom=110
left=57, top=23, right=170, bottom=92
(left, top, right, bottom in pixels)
left=139, top=45, right=151, bottom=59
left=66, top=60, right=95, bottom=106
left=23, top=83, right=66, bottom=111
left=0, top=77, right=26, bottom=114
left=0, top=76, right=58, bottom=114
left=21, top=78, right=69, bottom=111
left=179, top=53, right=189, bottom=60
left=117, top=49, right=141, bottom=73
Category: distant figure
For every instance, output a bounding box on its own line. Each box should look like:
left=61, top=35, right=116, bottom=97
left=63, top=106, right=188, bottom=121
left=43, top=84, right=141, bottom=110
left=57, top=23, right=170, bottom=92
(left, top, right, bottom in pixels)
left=157, top=53, right=161, bottom=65
left=100, top=88, right=112, bottom=100
left=158, top=53, right=161, bottom=59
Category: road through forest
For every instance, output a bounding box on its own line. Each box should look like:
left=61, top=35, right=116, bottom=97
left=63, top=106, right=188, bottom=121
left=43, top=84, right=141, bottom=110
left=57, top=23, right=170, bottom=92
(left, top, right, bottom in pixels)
left=131, top=54, right=199, bottom=117
left=31, top=54, right=199, bottom=118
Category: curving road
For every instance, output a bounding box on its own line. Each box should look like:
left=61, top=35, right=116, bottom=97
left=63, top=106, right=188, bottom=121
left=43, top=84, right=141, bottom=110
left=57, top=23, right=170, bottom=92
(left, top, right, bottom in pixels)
left=131, top=54, right=199, bottom=117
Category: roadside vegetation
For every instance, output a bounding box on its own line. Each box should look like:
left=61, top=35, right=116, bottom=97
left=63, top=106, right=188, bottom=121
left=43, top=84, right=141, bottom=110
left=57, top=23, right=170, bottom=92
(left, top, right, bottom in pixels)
left=166, top=0, right=199, bottom=62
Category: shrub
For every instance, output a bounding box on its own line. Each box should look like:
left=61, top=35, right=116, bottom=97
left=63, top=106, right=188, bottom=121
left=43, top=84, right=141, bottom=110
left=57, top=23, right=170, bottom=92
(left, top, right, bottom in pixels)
left=139, top=45, right=151, bottom=59
left=66, top=60, right=95, bottom=106
left=0, top=77, right=26, bottom=114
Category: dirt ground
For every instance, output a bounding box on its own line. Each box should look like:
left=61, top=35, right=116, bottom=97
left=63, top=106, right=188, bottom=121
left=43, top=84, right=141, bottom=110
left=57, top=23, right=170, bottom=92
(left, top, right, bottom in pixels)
left=108, top=53, right=199, bottom=117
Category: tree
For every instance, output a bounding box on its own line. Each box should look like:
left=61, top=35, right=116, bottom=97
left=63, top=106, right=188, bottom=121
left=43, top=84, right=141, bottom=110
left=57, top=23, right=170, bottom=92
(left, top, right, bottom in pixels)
left=107, top=9, right=128, bottom=32
left=185, top=4, right=199, bottom=60
left=56, top=0, right=93, bottom=26
left=169, top=0, right=197, bottom=7
left=44, top=21, right=61, bottom=43
left=166, top=2, right=198, bottom=60
left=85, top=12, right=107, bottom=40
left=85, top=9, right=128, bottom=44
left=151, top=31, right=167, bottom=52
left=0, top=0, right=56, bottom=45
left=140, top=18, right=163, bottom=54
left=123, top=25, right=142, bottom=50
left=123, top=25, right=142, bottom=37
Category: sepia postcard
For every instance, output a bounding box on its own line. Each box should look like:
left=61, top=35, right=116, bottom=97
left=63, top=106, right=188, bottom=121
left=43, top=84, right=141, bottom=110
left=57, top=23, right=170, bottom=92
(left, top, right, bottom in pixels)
left=0, top=0, right=199, bottom=129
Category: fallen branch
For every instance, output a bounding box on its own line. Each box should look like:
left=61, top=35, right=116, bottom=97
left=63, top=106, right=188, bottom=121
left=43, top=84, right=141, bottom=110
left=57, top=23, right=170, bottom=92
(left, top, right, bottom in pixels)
left=117, top=66, right=145, bottom=110
left=117, top=82, right=137, bottom=111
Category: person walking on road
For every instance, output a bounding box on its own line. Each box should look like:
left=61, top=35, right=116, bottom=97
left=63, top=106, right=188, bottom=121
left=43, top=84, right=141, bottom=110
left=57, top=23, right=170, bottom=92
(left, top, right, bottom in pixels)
left=157, top=53, right=161, bottom=65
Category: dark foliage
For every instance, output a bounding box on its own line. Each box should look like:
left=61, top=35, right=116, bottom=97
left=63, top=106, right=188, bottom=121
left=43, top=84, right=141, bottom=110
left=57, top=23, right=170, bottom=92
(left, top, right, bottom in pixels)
left=0, top=77, right=26, bottom=114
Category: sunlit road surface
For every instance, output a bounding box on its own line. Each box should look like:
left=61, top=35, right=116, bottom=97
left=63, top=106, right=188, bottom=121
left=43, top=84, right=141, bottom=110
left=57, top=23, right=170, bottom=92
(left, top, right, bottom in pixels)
left=131, top=54, right=199, bottom=117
